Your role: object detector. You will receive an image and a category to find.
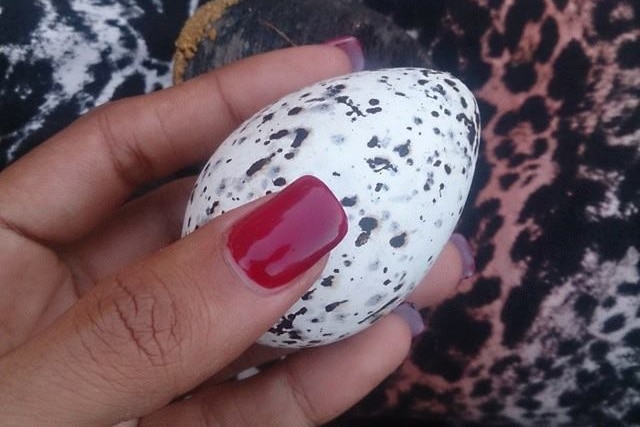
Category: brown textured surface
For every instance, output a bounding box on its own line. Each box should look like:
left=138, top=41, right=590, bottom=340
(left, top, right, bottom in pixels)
left=172, top=0, right=432, bottom=83
left=173, top=0, right=240, bottom=84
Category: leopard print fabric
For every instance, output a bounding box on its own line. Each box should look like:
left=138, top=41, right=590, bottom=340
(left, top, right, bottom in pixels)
left=338, top=1, right=640, bottom=425
left=1, top=0, right=638, bottom=425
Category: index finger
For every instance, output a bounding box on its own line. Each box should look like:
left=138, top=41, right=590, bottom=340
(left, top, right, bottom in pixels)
left=0, top=45, right=353, bottom=243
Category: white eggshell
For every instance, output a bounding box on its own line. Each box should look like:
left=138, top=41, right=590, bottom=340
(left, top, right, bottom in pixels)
left=183, top=68, right=480, bottom=348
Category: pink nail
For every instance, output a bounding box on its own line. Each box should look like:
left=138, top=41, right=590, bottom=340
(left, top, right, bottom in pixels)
left=323, top=36, right=365, bottom=72
left=450, top=233, right=476, bottom=279
left=392, top=302, right=425, bottom=338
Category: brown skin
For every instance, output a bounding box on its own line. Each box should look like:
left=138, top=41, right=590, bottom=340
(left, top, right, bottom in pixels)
left=0, top=46, right=464, bottom=426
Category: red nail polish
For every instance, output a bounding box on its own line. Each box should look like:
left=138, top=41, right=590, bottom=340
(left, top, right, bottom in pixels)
left=227, top=176, right=348, bottom=290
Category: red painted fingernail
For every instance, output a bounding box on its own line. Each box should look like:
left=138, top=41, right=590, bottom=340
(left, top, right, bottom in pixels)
left=227, top=176, right=348, bottom=290
left=323, top=35, right=365, bottom=72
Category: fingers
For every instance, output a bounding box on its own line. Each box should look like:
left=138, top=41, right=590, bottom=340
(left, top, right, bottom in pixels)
left=0, top=45, right=353, bottom=244
left=0, top=177, right=348, bottom=426
left=408, top=235, right=476, bottom=309
left=139, top=313, right=412, bottom=427
left=63, top=178, right=195, bottom=294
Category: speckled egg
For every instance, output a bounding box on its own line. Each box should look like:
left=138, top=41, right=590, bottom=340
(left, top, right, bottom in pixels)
left=182, top=68, right=480, bottom=348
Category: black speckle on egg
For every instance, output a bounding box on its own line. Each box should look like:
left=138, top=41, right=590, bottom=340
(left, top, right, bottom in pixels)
left=291, top=128, right=310, bottom=148
left=444, top=78, right=459, bottom=90
left=356, top=216, right=379, bottom=247
left=358, top=296, right=401, bottom=325
left=325, top=300, right=348, bottom=312
left=341, top=196, right=358, bottom=207
left=260, top=112, right=274, bottom=124
left=366, top=107, right=382, bottom=114
left=359, top=217, right=378, bottom=232
left=270, top=129, right=289, bottom=139
left=433, top=84, right=446, bottom=95
left=336, top=95, right=365, bottom=119
left=246, top=153, right=276, bottom=176
left=366, top=157, right=398, bottom=173
left=393, top=140, right=411, bottom=157
left=375, top=182, right=388, bottom=192
left=325, top=83, right=346, bottom=97
left=288, top=106, right=303, bottom=115
left=321, top=275, right=335, bottom=287
left=302, top=289, right=316, bottom=300
left=367, top=136, right=381, bottom=148
left=205, top=201, right=219, bottom=216
left=368, top=98, right=380, bottom=106
left=273, top=177, right=287, bottom=187
left=390, top=232, right=408, bottom=248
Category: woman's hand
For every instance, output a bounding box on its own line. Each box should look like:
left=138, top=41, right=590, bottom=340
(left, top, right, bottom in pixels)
left=0, top=45, right=471, bottom=426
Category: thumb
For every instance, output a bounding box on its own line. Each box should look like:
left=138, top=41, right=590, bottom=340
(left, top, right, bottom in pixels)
left=0, top=176, right=347, bottom=426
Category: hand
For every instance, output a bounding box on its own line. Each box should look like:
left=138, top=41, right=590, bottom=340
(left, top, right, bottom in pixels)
left=0, top=45, right=470, bottom=426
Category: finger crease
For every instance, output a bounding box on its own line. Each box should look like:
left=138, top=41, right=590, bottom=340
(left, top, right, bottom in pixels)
left=282, top=363, right=319, bottom=427
left=96, top=105, right=158, bottom=192
left=209, top=72, right=244, bottom=131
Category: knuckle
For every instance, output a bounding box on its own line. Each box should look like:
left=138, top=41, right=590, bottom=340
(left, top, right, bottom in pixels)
left=282, top=364, right=320, bottom=427
left=91, top=101, right=157, bottom=188
left=83, top=267, right=185, bottom=370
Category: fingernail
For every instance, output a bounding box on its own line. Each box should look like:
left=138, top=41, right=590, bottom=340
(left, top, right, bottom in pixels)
left=450, top=233, right=476, bottom=279
left=323, top=36, right=365, bottom=72
left=392, top=302, right=425, bottom=338
left=227, top=176, right=348, bottom=290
